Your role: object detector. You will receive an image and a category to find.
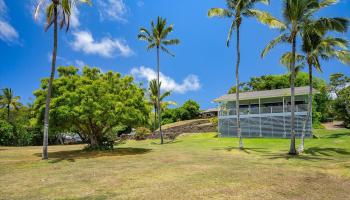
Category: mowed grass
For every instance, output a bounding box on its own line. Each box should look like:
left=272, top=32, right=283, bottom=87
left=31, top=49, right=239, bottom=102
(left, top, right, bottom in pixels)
left=1, top=129, right=350, bottom=200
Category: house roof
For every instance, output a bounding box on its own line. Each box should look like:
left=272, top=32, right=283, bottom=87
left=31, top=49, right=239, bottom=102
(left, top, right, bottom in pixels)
left=214, top=86, right=319, bottom=102
left=200, top=108, right=218, bottom=113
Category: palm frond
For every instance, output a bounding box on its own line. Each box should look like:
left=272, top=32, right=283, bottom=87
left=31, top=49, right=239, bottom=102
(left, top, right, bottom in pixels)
left=261, top=34, right=289, bottom=58
left=34, top=0, right=45, bottom=20
left=162, top=39, right=180, bottom=46
left=226, top=19, right=236, bottom=47
left=280, top=52, right=305, bottom=68
left=160, top=46, right=175, bottom=57
left=315, top=17, right=349, bottom=33
left=319, top=0, right=338, bottom=8
left=208, top=8, right=232, bottom=18
left=334, top=50, right=350, bottom=65
left=245, top=9, right=287, bottom=30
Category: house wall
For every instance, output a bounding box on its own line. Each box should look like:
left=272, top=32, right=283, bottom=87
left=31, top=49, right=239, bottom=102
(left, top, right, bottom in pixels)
left=217, top=95, right=312, bottom=138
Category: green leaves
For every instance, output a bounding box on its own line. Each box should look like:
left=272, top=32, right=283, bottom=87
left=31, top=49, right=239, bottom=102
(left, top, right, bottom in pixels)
left=246, top=9, right=286, bottom=30
left=208, top=8, right=232, bottom=18
left=261, top=34, right=289, bottom=58
left=35, top=0, right=91, bottom=32
left=33, top=66, right=150, bottom=145
left=138, top=17, right=180, bottom=56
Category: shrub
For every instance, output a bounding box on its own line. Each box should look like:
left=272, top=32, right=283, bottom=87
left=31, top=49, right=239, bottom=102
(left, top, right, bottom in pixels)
left=134, top=127, right=151, bottom=140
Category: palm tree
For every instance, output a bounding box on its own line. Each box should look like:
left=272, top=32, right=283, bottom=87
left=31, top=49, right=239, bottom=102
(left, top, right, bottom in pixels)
left=138, top=17, right=180, bottom=144
left=0, top=88, right=21, bottom=121
left=149, top=79, right=172, bottom=132
left=208, top=0, right=284, bottom=149
left=297, top=28, right=349, bottom=153
left=34, top=0, right=91, bottom=160
left=261, top=0, right=348, bottom=155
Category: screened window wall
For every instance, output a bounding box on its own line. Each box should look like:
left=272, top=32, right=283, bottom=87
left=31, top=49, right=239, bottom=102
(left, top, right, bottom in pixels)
left=218, top=96, right=312, bottom=138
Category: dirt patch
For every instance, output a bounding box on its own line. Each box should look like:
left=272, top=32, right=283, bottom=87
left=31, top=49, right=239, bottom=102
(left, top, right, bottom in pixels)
left=323, top=121, right=345, bottom=130
left=151, top=119, right=216, bottom=139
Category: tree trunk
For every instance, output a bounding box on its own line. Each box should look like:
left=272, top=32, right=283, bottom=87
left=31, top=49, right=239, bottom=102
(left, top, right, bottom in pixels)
left=289, top=35, right=297, bottom=155
left=299, top=62, right=312, bottom=153
left=235, top=23, right=243, bottom=150
left=157, top=46, right=164, bottom=144
left=154, top=105, right=157, bottom=132
left=7, top=104, right=10, bottom=121
left=42, top=6, right=58, bottom=160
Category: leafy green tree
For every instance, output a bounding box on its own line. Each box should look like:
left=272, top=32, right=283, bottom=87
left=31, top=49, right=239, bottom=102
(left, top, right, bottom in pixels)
left=208, top=0, right=284, bottom=150
left=331, top=73, right=350, bottom=127
left=330, top=73, right=350, bottom=97
left=138, top=17, right=180, bottom=144
left=35, top=0, right=91, bottom=159
left=261, top=0, right=347, bottom=155
left=181, top=100, right=200, bottom=120
left=0, top=88, right=22, bottom=121
left=33, top=66, right=150, bottom=150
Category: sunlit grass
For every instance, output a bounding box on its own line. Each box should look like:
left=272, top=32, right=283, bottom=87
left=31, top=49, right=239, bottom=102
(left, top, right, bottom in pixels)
left=0, top=129, right=349, bottom=199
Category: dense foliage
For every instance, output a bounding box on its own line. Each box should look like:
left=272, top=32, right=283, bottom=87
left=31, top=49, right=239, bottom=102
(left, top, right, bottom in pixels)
left=331, top=73, right=350, bottom=128
left=32, top=66, right=150, bottom=149
left=228, top=72, right=331, bottom=127
left=161, top=100, right=200, bottom=125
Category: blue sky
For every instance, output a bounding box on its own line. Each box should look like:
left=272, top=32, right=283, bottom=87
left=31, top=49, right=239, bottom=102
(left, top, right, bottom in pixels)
left=0, top=0, right=349, bottom=109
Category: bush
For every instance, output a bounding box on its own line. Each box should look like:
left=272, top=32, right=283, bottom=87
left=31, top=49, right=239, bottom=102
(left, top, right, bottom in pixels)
left=134, top=127, right=151, bottom=140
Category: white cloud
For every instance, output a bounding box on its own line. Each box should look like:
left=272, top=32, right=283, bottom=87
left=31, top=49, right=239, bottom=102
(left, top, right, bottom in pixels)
left=97, top=0, right=128, bottom=22
left=70, top=31, right=134, bottom=58
left=0, top=0, right=19, bottom=43
left=131, top=66, right=201, bottom=94
left=70, top=7, right=80, bottom=29
left=75, top=60, right=86, bottom=68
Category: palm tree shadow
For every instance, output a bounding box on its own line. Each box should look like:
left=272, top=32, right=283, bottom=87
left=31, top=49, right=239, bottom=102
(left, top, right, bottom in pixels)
left=150, top=140, right=181, bottom=145
left=325, top=132, right=350, bottom=139
left=264, top=147, right=350, bottom=161
left=213, top=146, right=269, bottom=154
left=304, top=147, right=350, bottom=156
left=33, top=147, right=152, bottom=163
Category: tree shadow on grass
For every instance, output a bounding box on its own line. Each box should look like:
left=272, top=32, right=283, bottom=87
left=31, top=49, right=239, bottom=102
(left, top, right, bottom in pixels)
left=265, top=153, right=334, bottom=161
left=263, top=147, right=350, bottom=161
left=212, top=146, right=269, bottom=154
left=325, top=132, right=350, bottom=139
left=150, top=140, right=181, bottom=145
left=33, top=147, right=152, bottom=163
left=304, top=147, right=350, bottom=156
left=0, top=148, right=7, bottom=151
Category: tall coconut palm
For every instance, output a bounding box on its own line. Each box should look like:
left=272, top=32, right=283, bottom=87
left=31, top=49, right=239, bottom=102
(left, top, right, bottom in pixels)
left=149, top=79, right=173, bottom=132
left=261, top=0, right=348, bottom=155
left=297, top=30, right=349, bottom=153
left=34, top=0, right=91, bottom=160
left=208, top=0, right=285, bottom=149
left=0, top=88, right=21, bottom=121
left=138, top=17, right=180, bottom=144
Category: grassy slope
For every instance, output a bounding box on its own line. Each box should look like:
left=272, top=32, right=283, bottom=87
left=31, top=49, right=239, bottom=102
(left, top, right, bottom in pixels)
left=0, top=129, right=350, bottom=200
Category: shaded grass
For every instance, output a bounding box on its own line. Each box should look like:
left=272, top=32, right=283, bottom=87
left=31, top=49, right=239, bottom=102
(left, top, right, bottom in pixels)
left=0, top=129, right=350, bottom=199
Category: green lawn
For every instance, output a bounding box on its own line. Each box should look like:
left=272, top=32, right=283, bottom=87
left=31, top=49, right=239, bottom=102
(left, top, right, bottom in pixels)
left=1, top=129, right=350, bottom=200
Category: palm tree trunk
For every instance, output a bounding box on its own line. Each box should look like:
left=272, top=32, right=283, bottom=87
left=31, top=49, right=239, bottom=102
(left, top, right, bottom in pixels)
left=154, top=106, right=157, bottom=132
left=299, top=62, right=312, bottom=153
left=289, top=35, right=297, bottom=155
left=42, top=6, right=58, bottom=160
left=7, top=104, right=10, bottom=121
left=236, top=24, right=243, bottom=149
left=157, top=46, right=164, bottom=144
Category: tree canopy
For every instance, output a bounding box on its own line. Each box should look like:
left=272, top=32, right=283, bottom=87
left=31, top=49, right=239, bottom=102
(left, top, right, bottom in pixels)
left=32, top=66, right=150, bottom=149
